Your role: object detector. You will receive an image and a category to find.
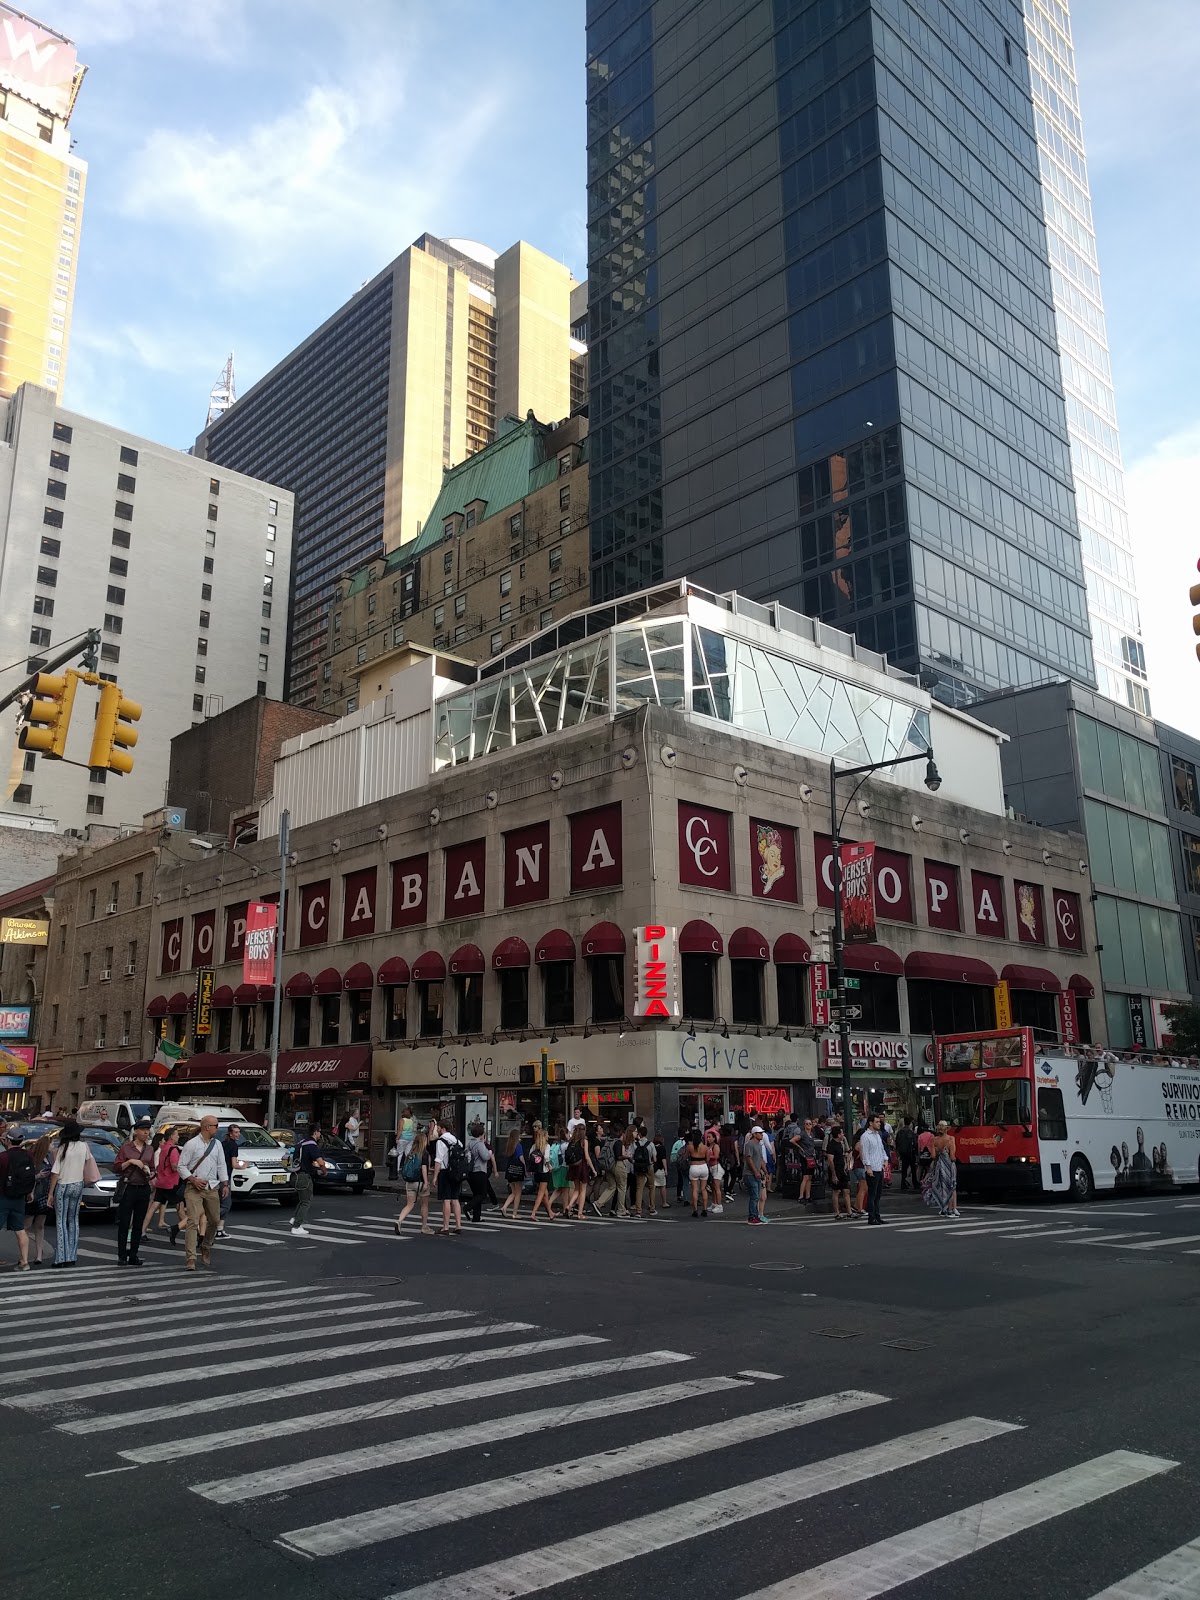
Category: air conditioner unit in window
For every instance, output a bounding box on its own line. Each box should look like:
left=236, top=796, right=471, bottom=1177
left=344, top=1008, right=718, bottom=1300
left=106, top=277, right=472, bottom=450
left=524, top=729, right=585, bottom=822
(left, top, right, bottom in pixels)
left=106, top=902, right=118, bottom=914
left=99, top=969, right=111, bottom=982
left=124, top=963, right=136, bottom=976
left=119, top=1035, right=130, bottom=1046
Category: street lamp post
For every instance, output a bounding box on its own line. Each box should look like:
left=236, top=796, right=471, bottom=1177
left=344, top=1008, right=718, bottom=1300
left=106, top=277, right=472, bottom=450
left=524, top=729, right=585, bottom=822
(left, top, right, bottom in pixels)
left=829, top=750, right=941, bottom=1135
left=266, top=808, right=290, bottom=1133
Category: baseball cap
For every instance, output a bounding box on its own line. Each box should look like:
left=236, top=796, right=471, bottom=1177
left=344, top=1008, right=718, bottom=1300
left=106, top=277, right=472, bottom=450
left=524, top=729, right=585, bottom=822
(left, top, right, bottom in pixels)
left=135, top=1116, right=152, bottom=1127
left=750, top=1125, right=765, bottom=1135
left=5, top=1128, right=25, bottom=1144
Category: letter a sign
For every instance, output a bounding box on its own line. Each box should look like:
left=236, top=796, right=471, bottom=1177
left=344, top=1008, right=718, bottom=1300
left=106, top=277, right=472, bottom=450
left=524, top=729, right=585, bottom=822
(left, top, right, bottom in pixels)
left=634, top=925, right=680, bottom=1019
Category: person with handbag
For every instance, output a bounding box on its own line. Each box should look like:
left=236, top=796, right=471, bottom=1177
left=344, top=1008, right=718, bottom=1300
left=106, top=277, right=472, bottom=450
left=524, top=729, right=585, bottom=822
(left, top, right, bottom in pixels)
left=25, top=1133, right=54, bottom=1266
left=527, top=1125, right=557, bottom=1221
left=46, top=1120, right=98, bottom=1267
left=114, top=1116, right=156, bottom=1267
left=498, top=1129, right=526, bottom=1221
left=394, top=1129, right=430, bottom=1234
left=177, top=1115, right=230, bottom=1270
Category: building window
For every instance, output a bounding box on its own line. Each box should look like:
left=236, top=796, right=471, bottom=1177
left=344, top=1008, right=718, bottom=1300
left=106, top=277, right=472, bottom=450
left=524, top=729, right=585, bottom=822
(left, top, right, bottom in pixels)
left=268, top=498, right=278, bottom=515
left=590, top=955, right=624, bottom=1024
left=215, top=1008, right=231, bottom=1051
left=239, top=1006, right=256, bottom=1049
left=40, top=535, right=61, bottom=559
left=87, top=888, right=97, bottom=920
left=36, top=565, right=57, bottom=587
left=907, top=980, right=995, bottom=1035
left=540, top=609, right=554, bottom=628
left=260, top=627, right=270, bottom=646
left=264, top=549, right=274, bottom=567
left=776, top=966, right=807, bottom=1027
left=263, top=601, right=272, bottom=619
left=258, top=653, right=269, bottom=673
left=199, top=610, right=210, bottom=629
left=114, top=501, right=133, bottom=520
left=455, top=974, right=483, bottom=1034
left=681, top=954, right=716, bottom=1021
left=367, top=593, right=377, bottom=615
left=89, top=768, right=106, bottom=785
left=51, top=1003, right=59, bottom=1036
left=549, top=545, right=562, bottom=572
left=193, top=694, right=204, bottom=713
left=196, top=637, right=208, bottom=657
left=195, top=665, right=206, bottom=683
left=46, top=478, right=66, bottom=500
left=107, top=586, right=126, bottom=606
left=209, top=477, right=219, bottom=495
left=499, top=602, right=512, bottom=623
left=29, top=626, right=50, bottom=648
left=12, top=784, right=32, bottom=804
left=33, top=595, right=54, bottom=619
left=103, top=614, right=122, bottom=634
left=1172, top=757, right=1198, bottom=815
left=48, top=449, right=70, bottom=472
left=53, top=421, right=72, bottom=444
left=134, top=872, right=143, bottom=906
left=499, top=570, right=512, bottom=596
left=112, top=527, right=130, bottom=549
left=207, top=504, right=218, bottom=521
left=443, top=550, right=454, bottom=575
left=382, top=984, right=407, bottom=1041
left=110, top=556, right=128, bottom=576
left=75, top=1016, right=84, bottom=1050
left=43, top=507, right=63, bottom=527
left=205, top=529, right=216, bottom=549
left=453, top=625, right=466, bottom=644
left=266, top=523, right=276, bottom=543
left=95, top=1014, right=107, bottom=1048
left=356, top=645, right=367, bottom=665
left=201, top=582, right=212, bottom=600
left=730, top=960, right=764, bottom=1027
left=345, top=696, right=358, bottom=713
left=392, top=625, right=404, bottom=646
left=86, top=794, right=104, bottom=815
left=454, top=596, right=466, bottom=619
left=558, top=453, right=571, bottom=477
left=1183, top=838, right=1200, bottom=896
left=498, top=968, right=528, bottom=1031
left=434, top=605, right=445, bottom=627
left=464, top=509, right=476, bottom=529
left=549, top=579, right=563, bottom=600
left=509, top=514, right=522, bottom=535
left=100, top=643, right=120, bottom=663
left=490, top=632, right=503, bottom=656
left=204, top=557, right=214, bottom=574
left=419, top=981, right=444, bottom=1038
left=119, top=1010, right=131, bottom=1047
left=120, top=446, right=138, bottom=467
left=322, top=662, right=332, bottom=682
left=116, top=473, right=136, bottom=494
left=542, top=963, right=574, bottom=1027
left=291, top=997, right=311, bottom=1048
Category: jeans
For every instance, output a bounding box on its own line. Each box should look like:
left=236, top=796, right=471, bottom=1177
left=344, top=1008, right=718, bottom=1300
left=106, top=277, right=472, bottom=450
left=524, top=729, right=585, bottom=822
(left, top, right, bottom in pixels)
left=675, top=1162, right=687, bottom=1202
left=220, top=1185, right=234, bottom=1222
left=54, top=1182, right=83, bottom=1262
left=294, top=1172, right=314, bottom=1226
left=866, top=1169, right=885, bottom=1222
left=744, top=1170, right=762, bottom=1222
left=117, top=1184, right=150, bottom=1262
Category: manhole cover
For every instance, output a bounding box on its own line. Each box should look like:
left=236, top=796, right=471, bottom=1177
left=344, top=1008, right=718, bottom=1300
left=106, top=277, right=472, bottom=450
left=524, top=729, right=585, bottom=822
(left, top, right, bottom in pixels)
left=818, top=1327, right=863, bottom=1340
left=881, top=1338, right=932, bottom=1351
left=750, top=1262, right=806, bottom=1273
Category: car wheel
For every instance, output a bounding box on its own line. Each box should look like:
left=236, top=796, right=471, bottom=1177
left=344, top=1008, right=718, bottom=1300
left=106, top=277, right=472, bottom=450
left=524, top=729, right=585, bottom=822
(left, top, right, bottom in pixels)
left=1069, top=1155, right=1094, bottom=1201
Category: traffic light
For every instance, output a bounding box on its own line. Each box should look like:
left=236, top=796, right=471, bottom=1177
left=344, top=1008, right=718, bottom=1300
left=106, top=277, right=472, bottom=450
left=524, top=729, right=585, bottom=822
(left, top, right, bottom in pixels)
left=1191, top=562, right=1200, bottom=661
left=19, top=670, right=79, bottom=758
left=88, top=681, right=141, bottom=774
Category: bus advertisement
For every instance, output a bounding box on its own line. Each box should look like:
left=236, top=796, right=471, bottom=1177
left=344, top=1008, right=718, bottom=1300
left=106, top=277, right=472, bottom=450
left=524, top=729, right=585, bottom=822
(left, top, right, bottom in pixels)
left=936, top=1028, right=1200, bottom=1201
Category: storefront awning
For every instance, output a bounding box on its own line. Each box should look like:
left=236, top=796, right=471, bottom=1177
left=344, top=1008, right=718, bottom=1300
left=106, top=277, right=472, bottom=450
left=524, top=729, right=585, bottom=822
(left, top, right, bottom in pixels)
left=679, top=919, right=723, bottom=954
left=582, top=922, right=625, bottom=957
left=210, top=985, right=235, bottom=1009
left=728, top=926, right=769, bottom=961
left=277, top=1043, right=372, bottom=1090
left=146, top=995, right=168, bottom=1018
left=169, top=1051, right=269, bottom=1086
left=378, top=956, right=410, bottom=986
left=448, top=943, right=485, bottom=975
left=342, top=962, right=374, bottom=991
left=284, top=973, right=313, bottom=998
left=1001, top=963, right=1061, bottom=993
left=841, top=943, right=902, bottom=976
left=904, top=952, right=998, bottom=985
left=85, top=1060, right=158, bottom=1086
left=233, top=983, right=258, bottom=1005
left=1069, top=972, right=1096, bottom=998
left=772, top=933, right=811, bottom=965
left=535, top=929, right=576, bottom=964
left=256, top=985, right=276, bottom=1004
left=312, top=967, right=342, bottom=995
left=166, top=991, right=191, bottom=1015
left=493, top=936, right=531, bottom=970
left=412, top=951, right=446, bottom=982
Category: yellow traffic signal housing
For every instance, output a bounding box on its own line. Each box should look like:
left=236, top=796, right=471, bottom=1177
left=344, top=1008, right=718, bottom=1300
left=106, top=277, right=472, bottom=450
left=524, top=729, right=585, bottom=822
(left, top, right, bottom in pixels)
left=88, top=681, right=142, bottom=774
left=19, top=670, right=79, bottom=758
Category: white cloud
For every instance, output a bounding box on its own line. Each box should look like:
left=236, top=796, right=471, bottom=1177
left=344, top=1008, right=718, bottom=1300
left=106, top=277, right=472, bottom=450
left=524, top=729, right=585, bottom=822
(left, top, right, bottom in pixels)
left=1128, top=422, right=1200, bottom=738
left=47, top=0, right=251, bottom=58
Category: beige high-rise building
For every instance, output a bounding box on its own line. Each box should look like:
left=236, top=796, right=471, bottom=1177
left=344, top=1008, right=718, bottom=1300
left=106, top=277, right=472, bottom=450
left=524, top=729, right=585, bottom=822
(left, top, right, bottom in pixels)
left=0, top=5, right=87, bottom=399
left=198, top=233, right=584, bottom=709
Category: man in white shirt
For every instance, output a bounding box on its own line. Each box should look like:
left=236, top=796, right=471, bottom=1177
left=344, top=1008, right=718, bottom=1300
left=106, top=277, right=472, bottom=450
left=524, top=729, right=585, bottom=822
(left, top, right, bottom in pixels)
left=860, top=1114, right=889, bottom=1226
left=345, top=1112, right=361, bottom=1151
left=565, top=1105, right=587, bottom=1137
left=431, top=1122, right=465, bottom=1235
left=177, top=1115, right=230, bottom=1270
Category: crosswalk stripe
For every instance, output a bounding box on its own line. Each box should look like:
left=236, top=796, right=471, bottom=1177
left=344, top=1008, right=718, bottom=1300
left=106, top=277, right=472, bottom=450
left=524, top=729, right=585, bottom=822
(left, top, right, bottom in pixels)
left=137, top=1233, right=261, bottom=1254
left=18, top=1306, right=452, bottom=1380
left=0, top=1266, right=146, bottom=1296
left=11, top=1318, right=537, bottom=1408
left=381, top=1415, right=1019, bottom=1600
left=13, top=1292, right=378, bottom=1359
left=128, top=1349, right=690, bottom=1465
left=740, top=1449, right=1177, bottom=1599
left=61, top=1333, right=607, bottom=1435
left=1071, top=1233, right=1157, bottom=1245
left=0, top=1285, right=313, bottom=1338
left=0, top=1278, right=237, bottom=1317
left=1086, top=1534, right=1200, bottom=1598
left=197, top=1368, right=753, bottom=1504
left=1110, top=1233, right=1200, bottom=1250
left=280, top=1388, right=889, bottom=1557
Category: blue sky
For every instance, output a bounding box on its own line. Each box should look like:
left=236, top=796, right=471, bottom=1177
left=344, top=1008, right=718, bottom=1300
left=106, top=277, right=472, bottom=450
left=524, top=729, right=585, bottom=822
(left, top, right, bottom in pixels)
left=49, top=0, right=1200, bottom=731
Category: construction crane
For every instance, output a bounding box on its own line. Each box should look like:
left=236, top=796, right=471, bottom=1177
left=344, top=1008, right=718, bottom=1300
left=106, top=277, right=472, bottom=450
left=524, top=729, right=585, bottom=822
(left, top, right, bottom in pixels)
left=206, top=353, right=236, bottom=426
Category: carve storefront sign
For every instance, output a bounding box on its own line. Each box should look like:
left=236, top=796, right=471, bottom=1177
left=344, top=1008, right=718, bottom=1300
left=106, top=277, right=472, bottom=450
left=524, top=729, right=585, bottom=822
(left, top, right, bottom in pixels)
left=678, top=801, right=732, bottom=892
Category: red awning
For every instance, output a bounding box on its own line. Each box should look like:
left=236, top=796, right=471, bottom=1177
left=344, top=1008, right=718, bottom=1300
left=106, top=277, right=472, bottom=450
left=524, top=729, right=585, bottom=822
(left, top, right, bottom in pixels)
left=256, top=985, right=276, bottom=1004
left=1002, top=963, right=1061, bottom=993
left=145, top=995, right=168, bottom=1018
left=535, top=929, right=576, bottom=964
left=582, top=922, right=625, bottom=957
left=378, top=956, right=410, bottom=986
left=904, top=952, right=998, bottom=986
left=343, top=962, right=374, bottom=991
left=772, top=933, right=811, bottom=965
left=166, top=991, right=191, bottom=1015
left=728, top=926, right=769, bottom=961
left=679, top=919, right=724, bottom=955
left=210, top=985, right=235, bottom=1009
left=412, top=951, right=446, bottom=982
left=841, top=943, right=903, bottom=976
left=233, top=983, right=259, bottom=1005
left=284, top=973, right=313, bottom=998
left=448, top=944, right=485, bottom=975
left=85, top=1061, right=157, bottom=1086
left=492, top=936, right=531, bottom=970
left=1069, top=972, right=1096, bottom=998
left=276, top=1043, right=372, bottom=1091
left=168, top=1051, right=269, bottom=1086
left=312, top=968, right=342, bottom=995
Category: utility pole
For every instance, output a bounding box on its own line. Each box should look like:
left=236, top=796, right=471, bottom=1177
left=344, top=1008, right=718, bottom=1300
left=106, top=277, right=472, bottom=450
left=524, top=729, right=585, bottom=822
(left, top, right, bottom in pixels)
left=266, top=808, right=289, bottom=1131
left=540, top=1045, right=549, bottom=1132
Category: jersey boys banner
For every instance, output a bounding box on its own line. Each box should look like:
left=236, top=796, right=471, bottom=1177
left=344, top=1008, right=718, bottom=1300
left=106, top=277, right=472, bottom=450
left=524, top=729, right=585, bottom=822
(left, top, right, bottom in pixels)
left=839, top=842, right=876, bottom=943
left=243, top=902, right=277, bottom=986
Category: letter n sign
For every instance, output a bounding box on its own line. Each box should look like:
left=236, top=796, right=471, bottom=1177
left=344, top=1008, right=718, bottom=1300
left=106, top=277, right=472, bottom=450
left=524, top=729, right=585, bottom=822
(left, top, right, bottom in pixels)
left=504, top=821, right=550, bottom=908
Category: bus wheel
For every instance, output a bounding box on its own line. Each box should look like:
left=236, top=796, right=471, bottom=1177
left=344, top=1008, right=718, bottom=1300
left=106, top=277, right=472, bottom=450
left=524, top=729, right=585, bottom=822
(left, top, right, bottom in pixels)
left=1069, top=1155, right=1094, bottom=1201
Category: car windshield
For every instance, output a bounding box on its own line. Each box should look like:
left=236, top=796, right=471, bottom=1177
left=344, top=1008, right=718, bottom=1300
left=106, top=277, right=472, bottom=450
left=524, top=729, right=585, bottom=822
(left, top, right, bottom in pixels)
left=319, top=1133, right=354, bottom=1152
left=127, top=1102, right=163, bottom=1121
left=82, top=1135, right=117, bottom=1169
left=225, top=1125, right=282, bottom=1149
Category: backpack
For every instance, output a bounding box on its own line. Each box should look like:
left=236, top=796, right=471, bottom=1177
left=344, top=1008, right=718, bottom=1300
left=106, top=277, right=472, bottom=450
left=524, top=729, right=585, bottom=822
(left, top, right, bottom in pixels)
left=596, top=1139, right=615, bottom=1174
left=564, top=1140, right=584, bottom=1170
left=504, top=1154, right=527, bottom=1183
left=632, top=1140, right=652, bottom=1176
left=3, top=1148, right=35, bottom=1200
left=671, top=1138, right=687, bottom=1166
left=401, top=1151, right=424, bottom=1183
left=445, top=1140, right=469, bottom=1185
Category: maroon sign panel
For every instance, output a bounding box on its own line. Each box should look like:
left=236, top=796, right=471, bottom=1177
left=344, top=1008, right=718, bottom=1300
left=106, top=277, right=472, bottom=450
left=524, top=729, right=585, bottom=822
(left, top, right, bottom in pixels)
left=504, top=821, right=551, bottom=908
left=342, top=868, right=377, bottom=939
left=874, top=847, right=914, bottom=923
left=678, top=801, right=732, bottom=892
left=1053, top=888, right=1084, bottom=951
left=972, top=871, right=1006, bottom=938
left=190, top=909, right=215, bottom=969
left=815, top=836, right=836, bottom=909
left=390, top=854, right=428, bottom=929
left=750, top=818, right=799, bottom=902
left=225, top=902, right=248, bottom=962
left=160, top=918, right=182, bottom=976
left=840, top=842, right=876, bottom=943
left=299, top=880, right=330, bottom=947
left=1014, top=881, right=1046, bottom=945
left=924, top=861, right=962, bottom=932
left=445, top=839, right=486, bottom=918
left=1057, top=989, right=1079, bottom=1046
left=569, top=803, right=622, bottom=893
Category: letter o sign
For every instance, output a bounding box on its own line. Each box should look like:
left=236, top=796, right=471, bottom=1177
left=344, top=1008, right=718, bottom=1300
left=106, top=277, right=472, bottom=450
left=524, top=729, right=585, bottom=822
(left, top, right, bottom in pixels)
left=877, top=867, right=902, bottom=905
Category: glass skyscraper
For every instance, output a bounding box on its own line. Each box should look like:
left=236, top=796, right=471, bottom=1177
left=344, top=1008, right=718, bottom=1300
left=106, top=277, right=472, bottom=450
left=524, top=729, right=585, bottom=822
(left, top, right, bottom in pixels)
left=1023, top=0, right=1148, bottom=713
left=587, top=0, right=1099, bottom=706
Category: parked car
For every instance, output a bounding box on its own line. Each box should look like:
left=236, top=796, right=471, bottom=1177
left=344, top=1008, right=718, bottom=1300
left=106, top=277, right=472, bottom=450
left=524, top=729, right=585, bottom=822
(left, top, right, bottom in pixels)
left=1, top=1120, right=121, bottom=1214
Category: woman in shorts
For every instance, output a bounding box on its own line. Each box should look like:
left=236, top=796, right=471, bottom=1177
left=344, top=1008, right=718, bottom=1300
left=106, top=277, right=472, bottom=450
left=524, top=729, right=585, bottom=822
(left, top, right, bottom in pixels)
left=851, top=1124, right=868, bottom=1218
left=528, top=1125, right=556, bottom=1221
left=686, top=1127, right=710, bottom=1218
left=394, top=1129, right=431, bottom=1234
left=145, top=1128, right=180, bottom=1238
left=826, top=1123, right=852, bottom=1219
left=704, top=1125, right=725, bottom=1215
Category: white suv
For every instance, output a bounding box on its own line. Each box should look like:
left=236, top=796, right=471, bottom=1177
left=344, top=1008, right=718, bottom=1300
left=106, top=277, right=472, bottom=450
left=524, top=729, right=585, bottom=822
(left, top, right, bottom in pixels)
left=153, top=1107, right=296, bottom=1201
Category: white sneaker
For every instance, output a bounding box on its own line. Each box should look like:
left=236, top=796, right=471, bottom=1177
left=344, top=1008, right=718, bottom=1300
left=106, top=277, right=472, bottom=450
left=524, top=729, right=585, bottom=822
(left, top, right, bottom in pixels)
left=710, top=1204, right=724, bottom=1215
left=290, top=1225, right=311, bottom=1237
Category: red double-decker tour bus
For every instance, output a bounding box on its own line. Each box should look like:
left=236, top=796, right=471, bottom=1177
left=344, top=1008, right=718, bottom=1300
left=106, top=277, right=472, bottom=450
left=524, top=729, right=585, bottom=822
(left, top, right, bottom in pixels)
left=936, top=1027, right=1200, bottom=1200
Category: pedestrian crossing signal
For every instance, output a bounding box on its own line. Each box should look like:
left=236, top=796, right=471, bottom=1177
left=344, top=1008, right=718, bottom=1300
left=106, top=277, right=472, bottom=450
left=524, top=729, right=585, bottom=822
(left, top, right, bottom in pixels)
left=19, top=670, right=79, bottom=758
left=88, top=681, right=141, bottom=774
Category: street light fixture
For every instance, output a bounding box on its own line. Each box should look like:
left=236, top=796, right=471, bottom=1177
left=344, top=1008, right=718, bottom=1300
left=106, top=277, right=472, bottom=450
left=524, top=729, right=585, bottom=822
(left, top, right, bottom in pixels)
left=829, top=746, right=939, bottom=1134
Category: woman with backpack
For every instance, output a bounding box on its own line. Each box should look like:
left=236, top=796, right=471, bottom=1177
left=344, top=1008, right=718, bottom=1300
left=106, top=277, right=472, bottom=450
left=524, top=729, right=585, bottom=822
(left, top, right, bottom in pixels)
left=546, top=1123, right=570, bottom=1216
left=671, top=1126, right=689, bottom=1204
left=527, top=1125, right=557, bottom=1221
left=46, top=1120, right=97, bottom=1267
left=563, top=1123, right=594, bottom=1219
left=394, top=1129, right=431, bottom=1234
left=24, top=1133, right=54, bottom=1267
left=145, top=1128, right=181, bottom=1239
left=499, top=1128, right=526, bottom=1220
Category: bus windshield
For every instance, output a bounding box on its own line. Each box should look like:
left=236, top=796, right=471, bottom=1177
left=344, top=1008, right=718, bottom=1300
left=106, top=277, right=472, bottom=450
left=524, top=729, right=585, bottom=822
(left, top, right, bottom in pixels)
left=981, top=1077, right=1032, bottom=1128
left=940, top=1082, right=981, bottom=1128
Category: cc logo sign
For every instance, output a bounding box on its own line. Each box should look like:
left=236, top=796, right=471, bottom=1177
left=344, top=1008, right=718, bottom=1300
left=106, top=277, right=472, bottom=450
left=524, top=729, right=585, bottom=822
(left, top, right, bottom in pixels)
left=685, top=815, right=721, bottom=877
left=1056, top=895, right=1076, bottom=942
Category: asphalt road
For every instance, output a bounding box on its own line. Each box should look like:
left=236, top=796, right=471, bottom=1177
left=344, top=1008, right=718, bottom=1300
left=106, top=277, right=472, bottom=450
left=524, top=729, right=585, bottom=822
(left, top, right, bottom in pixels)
left=4, top=1180, right=1200, bottom=1600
